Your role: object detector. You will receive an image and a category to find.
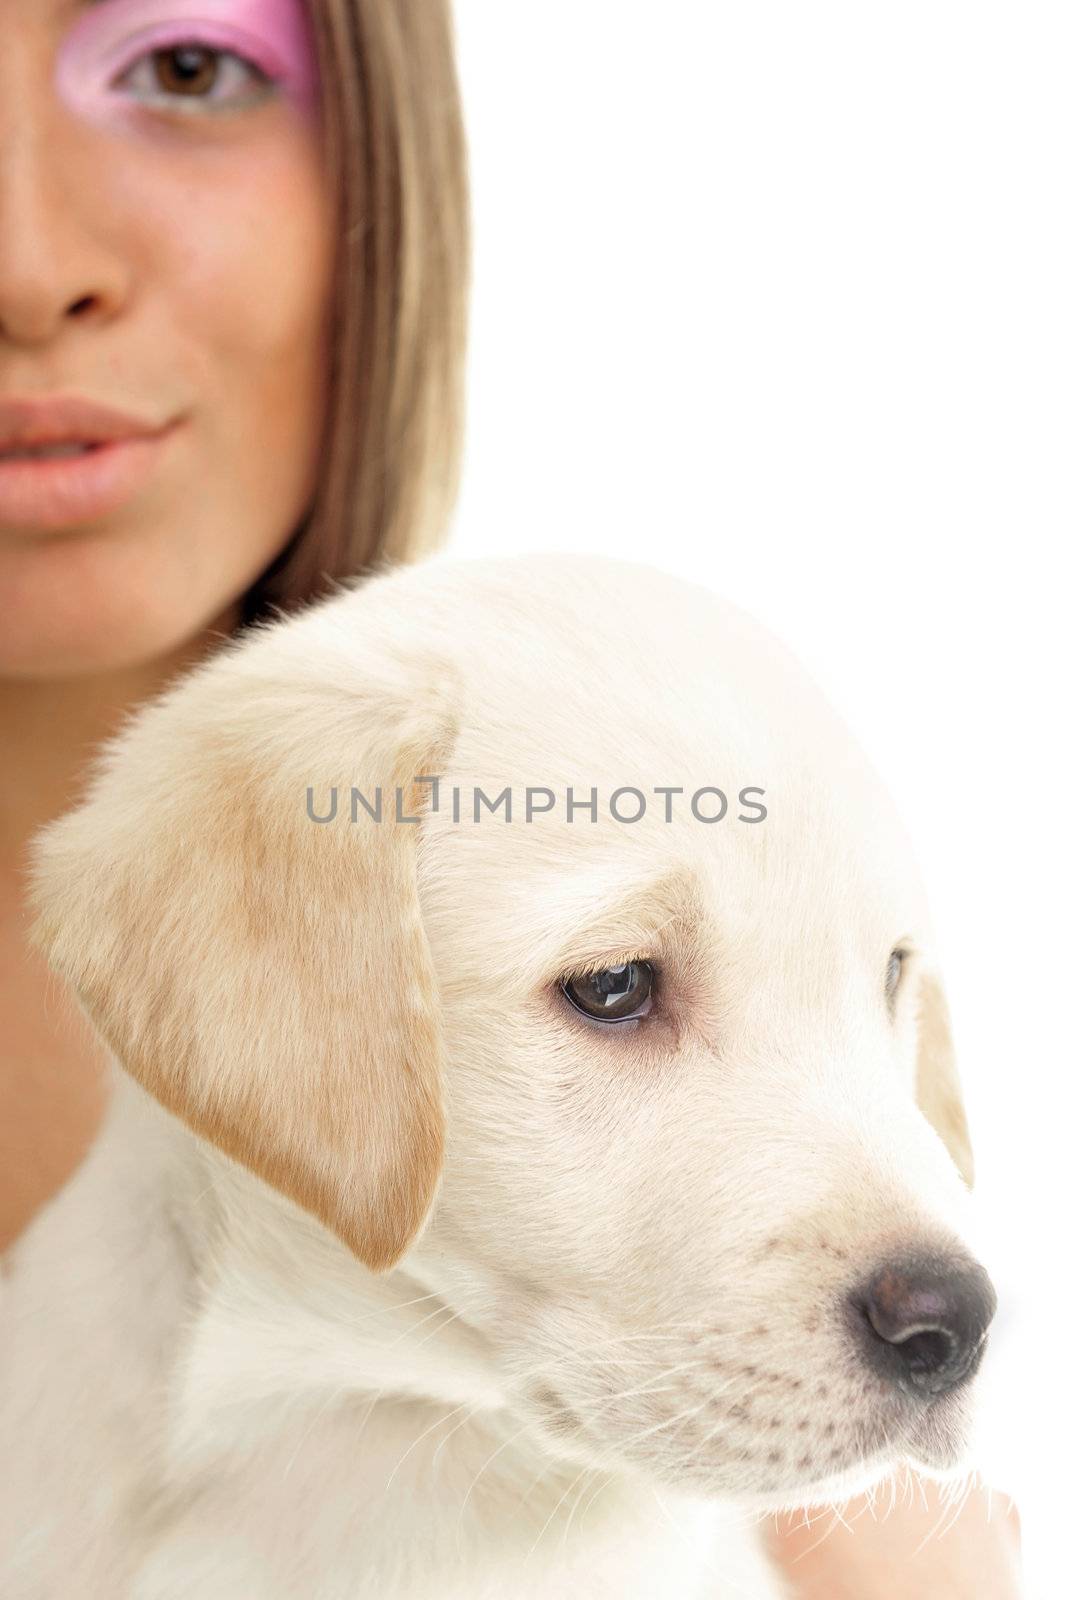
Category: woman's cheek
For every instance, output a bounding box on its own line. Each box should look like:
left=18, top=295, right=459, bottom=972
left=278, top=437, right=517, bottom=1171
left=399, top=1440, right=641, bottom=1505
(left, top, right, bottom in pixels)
left=177, top=148, right=333, bottom=367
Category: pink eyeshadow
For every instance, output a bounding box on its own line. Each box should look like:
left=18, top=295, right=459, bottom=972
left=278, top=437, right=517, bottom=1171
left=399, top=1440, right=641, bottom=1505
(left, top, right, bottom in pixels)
left=56, top=0, right=320, bottom=123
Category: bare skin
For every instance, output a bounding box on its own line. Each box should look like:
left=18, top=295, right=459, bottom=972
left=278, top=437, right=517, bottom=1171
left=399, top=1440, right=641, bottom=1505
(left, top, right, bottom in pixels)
left=0, top=4, right=1022, bottom=1595
left=0, top=622, right=239, bottom=1251
left=765, top=1478, right=1023, bottom=1598
left=1, top=0, right=333, bottom=1250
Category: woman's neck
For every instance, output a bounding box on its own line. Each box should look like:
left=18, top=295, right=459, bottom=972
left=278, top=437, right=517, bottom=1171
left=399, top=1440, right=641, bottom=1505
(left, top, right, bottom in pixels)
left=0, top=603, right=241, bottom=871
left=0, top=602, right=243, bottom=1252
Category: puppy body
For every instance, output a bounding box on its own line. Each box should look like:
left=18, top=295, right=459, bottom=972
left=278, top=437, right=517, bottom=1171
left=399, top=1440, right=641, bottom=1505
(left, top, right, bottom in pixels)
left=2, top=554, right=989, bottom=1597
left=2, top=1074, right=781, bottom=1599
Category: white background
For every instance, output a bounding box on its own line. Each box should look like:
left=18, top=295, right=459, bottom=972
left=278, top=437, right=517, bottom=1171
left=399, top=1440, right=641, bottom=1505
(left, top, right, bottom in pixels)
left=451, top=3, right=1062, bottom=1592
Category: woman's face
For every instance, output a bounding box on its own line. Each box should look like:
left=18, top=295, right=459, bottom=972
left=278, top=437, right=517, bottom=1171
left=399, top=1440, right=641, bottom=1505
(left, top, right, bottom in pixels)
left=0, top=0, right=334, bottom=677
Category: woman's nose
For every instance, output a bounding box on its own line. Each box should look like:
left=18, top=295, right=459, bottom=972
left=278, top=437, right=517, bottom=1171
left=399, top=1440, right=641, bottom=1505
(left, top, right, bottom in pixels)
left=0, top=40, right=128, bottom=347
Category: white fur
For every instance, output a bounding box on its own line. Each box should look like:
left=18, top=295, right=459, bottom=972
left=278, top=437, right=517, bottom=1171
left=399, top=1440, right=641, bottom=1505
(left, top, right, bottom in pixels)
left=1, top=553, right=990, bottom=1598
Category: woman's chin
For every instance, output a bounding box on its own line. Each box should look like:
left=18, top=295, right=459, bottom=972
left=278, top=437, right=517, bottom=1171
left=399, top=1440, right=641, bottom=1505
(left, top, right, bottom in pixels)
left=0, top=546, right=243, bottom=682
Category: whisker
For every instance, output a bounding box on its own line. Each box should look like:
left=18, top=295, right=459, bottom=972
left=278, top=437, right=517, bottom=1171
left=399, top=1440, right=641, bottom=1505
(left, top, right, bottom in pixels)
left=560, top=1464, right=601, bottom=1554
left=431, top=1402, right=484, bottom=1473
left=383, top=1400, right=474, bottom=1494
left=455, top=1416, right=545, bottom=1542
left=279, top=1381, right=349, bottom=1482
left=522, top=1469, right=588, bottom=1568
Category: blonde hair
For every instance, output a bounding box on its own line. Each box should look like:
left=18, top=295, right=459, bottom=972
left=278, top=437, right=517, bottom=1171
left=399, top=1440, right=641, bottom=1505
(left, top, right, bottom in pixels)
left=243, top=0, right=469, bottom=624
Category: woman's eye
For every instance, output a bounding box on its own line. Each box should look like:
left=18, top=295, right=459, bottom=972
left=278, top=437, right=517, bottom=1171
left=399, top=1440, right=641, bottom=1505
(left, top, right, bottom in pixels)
left=885, top=947, right=907, bottom=1009
left=561, top=961, right=656, bottom=1023
left=115, top=43, right=275, bottom=112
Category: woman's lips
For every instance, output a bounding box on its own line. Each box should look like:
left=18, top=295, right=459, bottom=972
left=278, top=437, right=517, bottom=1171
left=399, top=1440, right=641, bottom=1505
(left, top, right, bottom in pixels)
left=0, top=422, right=181, bottom=532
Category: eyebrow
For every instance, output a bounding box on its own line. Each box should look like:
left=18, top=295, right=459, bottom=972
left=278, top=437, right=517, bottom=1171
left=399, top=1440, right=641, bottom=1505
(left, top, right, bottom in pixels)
left=530, top=866, right=707, bottom=988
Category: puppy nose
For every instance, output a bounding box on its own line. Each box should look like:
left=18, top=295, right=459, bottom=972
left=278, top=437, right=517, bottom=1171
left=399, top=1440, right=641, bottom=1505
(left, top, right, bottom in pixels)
left=851, top=1255, right=996, bottom=1397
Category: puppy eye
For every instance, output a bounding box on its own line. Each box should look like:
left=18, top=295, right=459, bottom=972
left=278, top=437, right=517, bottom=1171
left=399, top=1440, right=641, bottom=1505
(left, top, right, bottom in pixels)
left=885, top=947, right=907, bottom=1008
left=561, top=961, right=656, bottom=1023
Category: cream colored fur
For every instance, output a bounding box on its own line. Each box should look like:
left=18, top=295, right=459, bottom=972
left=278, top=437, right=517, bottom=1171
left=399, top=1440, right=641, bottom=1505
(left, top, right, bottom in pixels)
left=1, top=553, right=987, bottom=1598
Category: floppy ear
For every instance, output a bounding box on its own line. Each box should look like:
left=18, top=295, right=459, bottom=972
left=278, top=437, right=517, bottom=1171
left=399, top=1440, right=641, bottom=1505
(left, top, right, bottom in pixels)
left=914, top=972, right=975, bottom=1189
left=27, top=600, right=460, bottom=1271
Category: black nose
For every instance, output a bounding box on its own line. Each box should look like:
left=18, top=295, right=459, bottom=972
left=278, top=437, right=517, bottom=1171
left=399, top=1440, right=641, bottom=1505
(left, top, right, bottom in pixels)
left=850, top=1254, right=996, bottom=1398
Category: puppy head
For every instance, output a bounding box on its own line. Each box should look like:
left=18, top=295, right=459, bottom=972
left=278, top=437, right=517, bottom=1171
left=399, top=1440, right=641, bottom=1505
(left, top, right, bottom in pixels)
left=28, top=553, right=992, bottom=1513
left=396, top=556, right=992, bottom=1509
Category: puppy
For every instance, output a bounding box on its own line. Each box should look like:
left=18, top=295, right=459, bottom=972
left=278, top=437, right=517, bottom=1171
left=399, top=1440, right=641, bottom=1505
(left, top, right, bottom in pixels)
left=1, top=552, right=995, bottom=1599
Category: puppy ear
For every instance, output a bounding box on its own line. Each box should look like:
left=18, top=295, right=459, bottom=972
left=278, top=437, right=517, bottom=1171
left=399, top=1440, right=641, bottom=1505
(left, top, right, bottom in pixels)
left=27, top=605, right=459, bottom=1271
left=914, top=973, right=975, bottom=1189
